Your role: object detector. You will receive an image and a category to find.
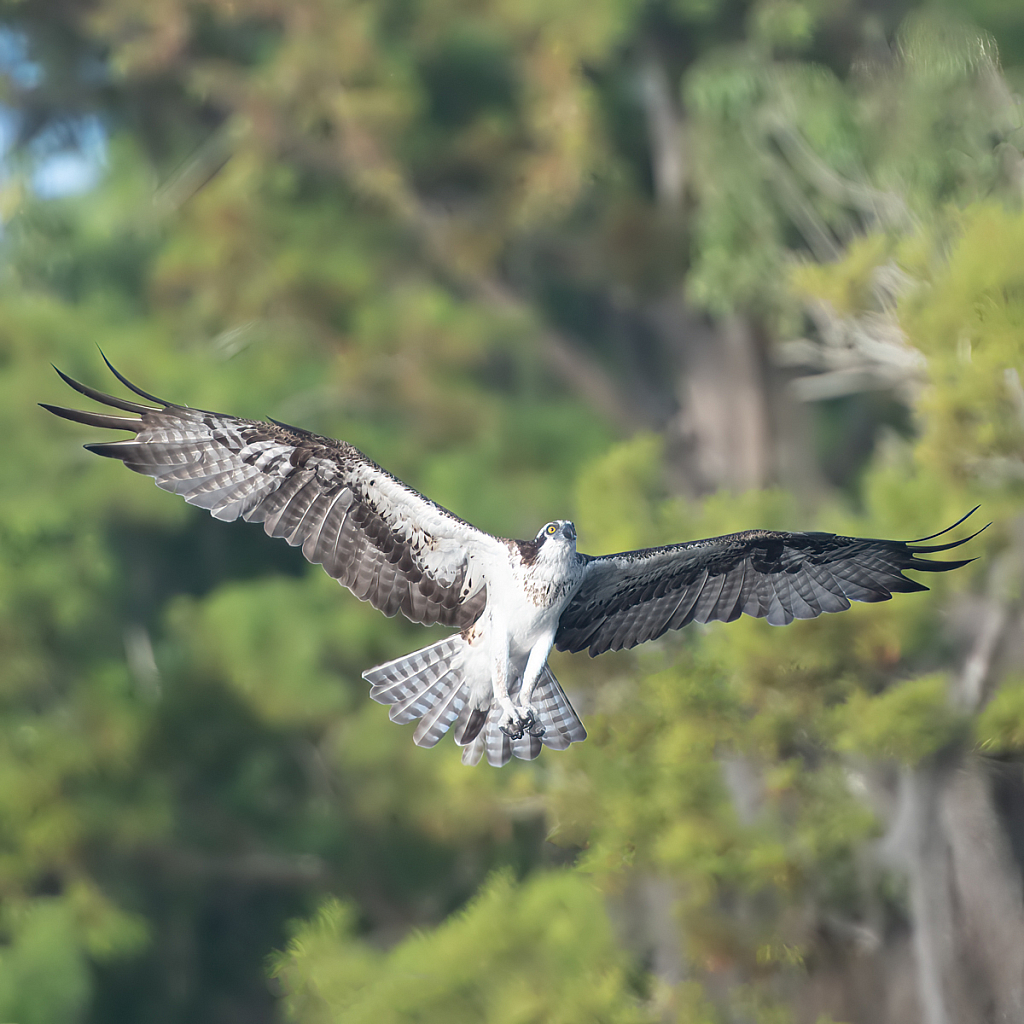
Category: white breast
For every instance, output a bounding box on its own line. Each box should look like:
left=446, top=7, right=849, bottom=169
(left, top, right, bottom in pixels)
left=499, top=546, right=581, bottom=653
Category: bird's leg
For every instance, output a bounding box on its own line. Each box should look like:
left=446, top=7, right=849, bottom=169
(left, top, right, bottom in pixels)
left=515, top=637, right=553, bottom=737
left=489, top=620, right=524, bottom=739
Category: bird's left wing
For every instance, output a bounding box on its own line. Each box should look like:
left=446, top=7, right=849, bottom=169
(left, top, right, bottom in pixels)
left=43, top=362, right=507, bottom=629
left=556, top=514, right=982, bottom=656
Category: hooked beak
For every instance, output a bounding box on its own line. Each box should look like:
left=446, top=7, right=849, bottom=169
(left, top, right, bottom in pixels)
left=563, top=522, right=576, bottom=541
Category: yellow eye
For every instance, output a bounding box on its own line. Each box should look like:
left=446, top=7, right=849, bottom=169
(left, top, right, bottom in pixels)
left=546, top=524, right=557, bottom=535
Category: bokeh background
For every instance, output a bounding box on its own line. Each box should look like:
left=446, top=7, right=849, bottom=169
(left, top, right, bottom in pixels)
left=5, top=1, right=1024, bottom=1021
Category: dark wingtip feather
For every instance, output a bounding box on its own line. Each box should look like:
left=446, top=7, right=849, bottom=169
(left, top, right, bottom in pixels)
left=907, top=507, right=979, bottom=544
left=40, top=403, right=142, bottom=432
left=907, top=556, right=976, bottom=573
left=83, top=441, right=140, bottom=459
left=98, top=350, right=171, bottom=405
left=50, top=365, right=156, bottom=415
left=909, top=523, right=989, bottom=554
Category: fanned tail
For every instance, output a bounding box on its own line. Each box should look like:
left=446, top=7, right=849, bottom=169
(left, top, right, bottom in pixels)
left=460, top=666, right=586, bottom=767
left=364, top=636, right=471, bottom=748
left=366, top=641, right=587, bottom=766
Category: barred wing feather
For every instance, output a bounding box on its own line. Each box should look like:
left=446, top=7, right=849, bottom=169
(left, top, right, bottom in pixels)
left=556, top=515, right=982, bottom=657
left=43, top=362, right=503, bottom=629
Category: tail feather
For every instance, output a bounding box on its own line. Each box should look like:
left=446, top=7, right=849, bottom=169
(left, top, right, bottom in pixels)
left=454, top=705, right=487, bottom=746
left=462, top=728, right=486, bottom=767
left=487, top=717, right=512, bottom=767
left=512, top=730, right=543, bottom=761
left=460, top=710, right=512, bottom=768
left=532, top=666, right=587, bottom=750
left=413, top=680, right=471, bottom=748
left=365, top=635, right=461, bottom=695
left=387, top=658, right=453, bottom=724
left=364, top=636, right=466, bottom=728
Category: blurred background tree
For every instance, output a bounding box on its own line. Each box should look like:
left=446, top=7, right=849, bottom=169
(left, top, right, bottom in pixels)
left=4, top=0, right=1024, bottom=1021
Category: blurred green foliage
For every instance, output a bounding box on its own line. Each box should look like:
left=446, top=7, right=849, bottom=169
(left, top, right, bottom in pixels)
left=2, top=0, right=1024, bottom=1022
left=274, top=872, right=655, bottom=1024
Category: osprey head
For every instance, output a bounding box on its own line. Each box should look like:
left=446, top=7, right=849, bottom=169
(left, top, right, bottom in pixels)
left=537, top=520, right=576, bottom=547
left=517, top=520, right=576, bottom=567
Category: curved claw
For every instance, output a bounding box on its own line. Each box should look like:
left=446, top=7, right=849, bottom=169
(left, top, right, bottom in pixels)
left=498, top=705, right=525, bottom=740
left=519, top=709, right=544, bottom=738
left=498, top=706, right=545, bottom=740
left=501, top=708, right=548, bottom=741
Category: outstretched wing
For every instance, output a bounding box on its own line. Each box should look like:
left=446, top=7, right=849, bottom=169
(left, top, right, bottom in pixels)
left=556, top=513, right=983, bottom=656
left=43, top=361, right=506, bottom=628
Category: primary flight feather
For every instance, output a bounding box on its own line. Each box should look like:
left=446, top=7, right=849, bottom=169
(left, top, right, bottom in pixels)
left=44, top=361, right=981, bottom=767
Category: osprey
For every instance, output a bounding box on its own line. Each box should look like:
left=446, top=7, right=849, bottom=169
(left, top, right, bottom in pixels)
left=44, top=361, right=981, bottom=767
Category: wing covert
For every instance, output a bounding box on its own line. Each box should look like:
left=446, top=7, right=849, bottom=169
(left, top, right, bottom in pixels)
left=43, top=363, right=503, bottom=628
left=555, top=514, right=982, bottom=656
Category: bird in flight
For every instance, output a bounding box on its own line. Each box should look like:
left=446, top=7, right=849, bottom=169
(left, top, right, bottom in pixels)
left=44, top=361, right=981, bottom=767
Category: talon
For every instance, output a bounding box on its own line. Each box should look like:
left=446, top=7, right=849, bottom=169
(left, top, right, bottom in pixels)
left=521, top=709, right=545, bottom=737
left=498, top=707, right=525, bottom=740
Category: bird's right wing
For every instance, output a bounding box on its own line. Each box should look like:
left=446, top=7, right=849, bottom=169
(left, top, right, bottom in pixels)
left=43, top=362, right=507, bottom=629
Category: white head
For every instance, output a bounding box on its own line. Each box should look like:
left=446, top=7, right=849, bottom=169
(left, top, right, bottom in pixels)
left=532, top=519, right=577, bottom=558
